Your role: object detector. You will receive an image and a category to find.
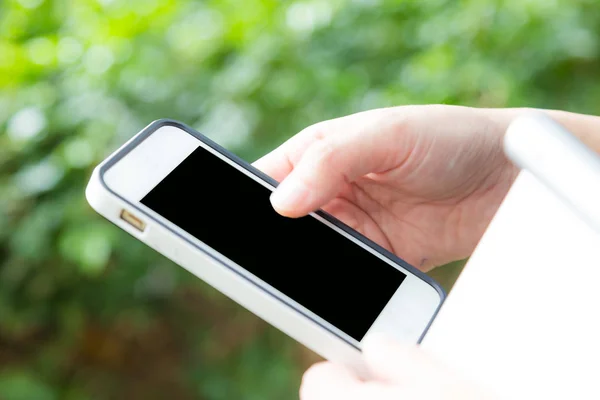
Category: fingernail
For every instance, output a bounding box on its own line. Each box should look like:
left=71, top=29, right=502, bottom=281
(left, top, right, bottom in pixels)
left=270, top=179, right=307, bottom=213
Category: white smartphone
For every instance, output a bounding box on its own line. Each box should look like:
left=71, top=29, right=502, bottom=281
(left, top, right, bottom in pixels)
left=85, top=119, right=445, bottom=375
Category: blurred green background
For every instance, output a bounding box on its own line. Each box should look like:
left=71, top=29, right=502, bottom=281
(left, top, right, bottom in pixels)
left=1, top=0, right=599, bottom=398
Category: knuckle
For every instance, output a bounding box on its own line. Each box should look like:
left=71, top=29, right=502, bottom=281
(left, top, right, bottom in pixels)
left=308, top=121, right=329, bottom=141
left=308, top=139, right=339, bottom=170
left=296, top=120, right=330, bottom=144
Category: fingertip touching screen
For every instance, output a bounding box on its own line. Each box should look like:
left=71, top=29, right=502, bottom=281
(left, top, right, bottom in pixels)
left=140, top=144, right=406, bottom=342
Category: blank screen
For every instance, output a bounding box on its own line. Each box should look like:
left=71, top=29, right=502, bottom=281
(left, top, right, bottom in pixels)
left=141, top=145, right=406, bottom=341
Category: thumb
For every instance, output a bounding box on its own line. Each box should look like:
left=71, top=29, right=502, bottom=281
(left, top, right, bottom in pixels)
left=269, top=115, right=406, bottom=217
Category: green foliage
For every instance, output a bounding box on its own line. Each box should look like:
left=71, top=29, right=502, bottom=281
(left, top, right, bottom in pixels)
left=0, top=370, right=57, bottom=400
left=1, top=0, right=599, bottom=398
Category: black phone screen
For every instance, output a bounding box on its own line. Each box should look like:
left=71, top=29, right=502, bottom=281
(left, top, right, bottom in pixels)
left=141, top=143, right=407, bottom=342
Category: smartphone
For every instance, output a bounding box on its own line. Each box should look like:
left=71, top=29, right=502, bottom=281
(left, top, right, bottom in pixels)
left=85, top=119, right=445, bottom=375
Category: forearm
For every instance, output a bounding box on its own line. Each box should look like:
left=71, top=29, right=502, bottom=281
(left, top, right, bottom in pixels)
left=485, top=107, right=600, bottom=155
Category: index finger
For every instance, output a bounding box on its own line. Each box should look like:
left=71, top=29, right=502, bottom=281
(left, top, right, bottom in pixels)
left=252, top=121, right=332, bottom=182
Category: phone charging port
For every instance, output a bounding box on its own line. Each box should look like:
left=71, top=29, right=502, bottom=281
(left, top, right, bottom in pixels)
left=120, top=209, right=146, bottom=232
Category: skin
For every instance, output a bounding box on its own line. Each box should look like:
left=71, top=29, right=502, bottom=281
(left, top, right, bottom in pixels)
left=299, top=335, right=497, bottom=400
left=253, top=104, right=600, bottom=399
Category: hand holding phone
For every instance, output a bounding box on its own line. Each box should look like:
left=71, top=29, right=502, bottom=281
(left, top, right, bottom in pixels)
left=86, top=118, right=444, bottom=375
left=254, top=105, right=518, bottom=272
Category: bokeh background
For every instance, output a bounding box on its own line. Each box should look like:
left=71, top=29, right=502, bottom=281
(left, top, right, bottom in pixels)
left=1, top=0, right=599, bottom=398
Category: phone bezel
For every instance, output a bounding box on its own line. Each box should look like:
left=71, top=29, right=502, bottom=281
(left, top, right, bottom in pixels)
left=98, top=119, right=446, bottom=347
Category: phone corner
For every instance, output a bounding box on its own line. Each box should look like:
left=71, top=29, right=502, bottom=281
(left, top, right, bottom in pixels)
left=147, top=118, right=190, bottom=132
left=411, top=267, right=447, bottom=306
left=415, top=278, right=447, bottom=344
left=84, top=167, right=107, bottom=214
left=429, top=276, right=447, bottom=304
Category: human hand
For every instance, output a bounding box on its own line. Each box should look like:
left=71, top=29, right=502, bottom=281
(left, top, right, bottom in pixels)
left=254, top=105, right=518, bottom=270
left=299, top=336, right=497, bottom=400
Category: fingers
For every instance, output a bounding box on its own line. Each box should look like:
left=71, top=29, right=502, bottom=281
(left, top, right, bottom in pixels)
left=299, top=362, right=359, bottom=400
left=269, top=111, right=409, bottom=217
left=252, top=149, right=294, bottom=183
left=268, top=136, right=378, bottom=217
left=254, top=108, right=412, bottom=217
left=300, top=337, right=492, bottom=400
left=252, top=122, right=332, bottom=182
left=299, top=362, right=394, bottom=400
left=362, top=334, right=439, bottom=383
